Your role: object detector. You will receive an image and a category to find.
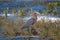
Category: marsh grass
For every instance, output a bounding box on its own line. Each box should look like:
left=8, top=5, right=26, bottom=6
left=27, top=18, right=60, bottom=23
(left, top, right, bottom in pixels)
left=31, top=19, right=60, bottom=40
left=1, top=18, right=15, bottom=36
left=1, top=18, right=60, bottom=40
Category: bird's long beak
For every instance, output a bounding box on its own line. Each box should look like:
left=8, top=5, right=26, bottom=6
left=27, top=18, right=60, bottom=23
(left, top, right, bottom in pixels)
left=35, top=12, right=40, bottom=15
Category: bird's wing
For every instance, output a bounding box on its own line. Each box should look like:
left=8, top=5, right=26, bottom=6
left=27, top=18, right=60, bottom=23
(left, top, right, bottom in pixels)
left=21, top=18, right=34, bottom=29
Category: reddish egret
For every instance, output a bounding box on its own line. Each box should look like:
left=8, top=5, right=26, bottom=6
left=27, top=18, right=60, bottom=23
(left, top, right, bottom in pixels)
left=20, top=11, right=40, bottom=35
left=21, top=11, right=40, bottom=29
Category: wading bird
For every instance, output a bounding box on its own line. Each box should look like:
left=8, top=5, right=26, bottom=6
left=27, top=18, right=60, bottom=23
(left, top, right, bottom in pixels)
left=21, top=11, right=40, bottom=29
left=20, top=11, right=40, bottom=35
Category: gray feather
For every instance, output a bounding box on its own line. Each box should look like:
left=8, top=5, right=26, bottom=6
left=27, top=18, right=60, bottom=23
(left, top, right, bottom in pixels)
left=21, top=18, right=35, bottom=29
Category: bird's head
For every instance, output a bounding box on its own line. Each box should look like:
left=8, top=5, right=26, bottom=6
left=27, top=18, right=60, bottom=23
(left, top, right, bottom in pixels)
left=31, top=11, right=40, bottom=16
left=31, top=11, right=40, bottom=20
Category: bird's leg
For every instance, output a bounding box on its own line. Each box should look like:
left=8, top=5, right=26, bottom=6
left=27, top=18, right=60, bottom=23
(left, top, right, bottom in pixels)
left=28, top=27, right=30, bottom=35
left=30, top=26, right=32, bottom=36
left=28, top=26, right=32, bottom=36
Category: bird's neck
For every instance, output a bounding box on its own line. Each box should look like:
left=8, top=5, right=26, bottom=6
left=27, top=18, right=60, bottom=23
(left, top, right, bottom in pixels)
left=32, top=15, right=37, bottom=21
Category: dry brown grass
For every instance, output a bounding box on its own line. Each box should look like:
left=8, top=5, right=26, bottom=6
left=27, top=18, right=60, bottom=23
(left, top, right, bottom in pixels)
left=1, top=18, right=15, bottom=36
left=1, top=18, right=24, bottom=36
left=1, top=18, right=60, bottom=40
left=33, top=19, right=60, bottom=40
